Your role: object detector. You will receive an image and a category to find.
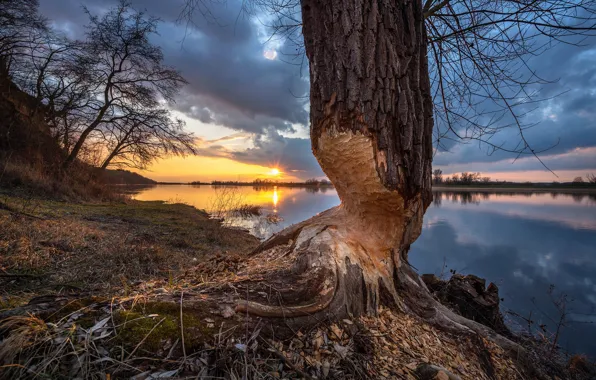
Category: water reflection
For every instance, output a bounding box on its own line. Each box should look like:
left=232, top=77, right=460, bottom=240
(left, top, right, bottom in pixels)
left=429, top=191, right=596, bottom=231
left=129, top=184, right=340, bottom=240
left=412, top=190, right=596, bottom=358
left=272, top=186, right=279, bottom=211
left=127, top=185, right=596, bottom=357
left=433, top=190, right=596, bottom=206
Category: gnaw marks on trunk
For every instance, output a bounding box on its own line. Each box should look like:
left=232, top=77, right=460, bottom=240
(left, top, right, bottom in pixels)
left=233, top=1, right=533, bottom=369
left=237, top=0, right=433, bottom=321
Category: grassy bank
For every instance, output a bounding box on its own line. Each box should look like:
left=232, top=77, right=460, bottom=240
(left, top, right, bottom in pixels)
left=0, top=192, right=522, bottom=379
left=0, top=194, right=258, bottom=307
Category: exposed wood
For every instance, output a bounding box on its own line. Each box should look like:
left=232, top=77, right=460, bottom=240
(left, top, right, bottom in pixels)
left=237, top=0, right=434, bottom=319
left=303, top=0, right=434, bottom=203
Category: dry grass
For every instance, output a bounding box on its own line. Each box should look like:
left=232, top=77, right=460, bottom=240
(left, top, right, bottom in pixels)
left=0, top=195, right=259, bottom=303
left=1, top=245, right=594, bottom=379
left=208, top=187, right=264, bottom=222
left=1, top=190, right=594, bottom=378
left=0, top=288, right=527, bottom=379
left=0, top=160, right=123, bottom=202
left=231, top=204, right=262, bottom=217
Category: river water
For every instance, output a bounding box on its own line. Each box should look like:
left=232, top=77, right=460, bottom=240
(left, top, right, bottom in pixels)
left=130, top=184, right=596, bottom=357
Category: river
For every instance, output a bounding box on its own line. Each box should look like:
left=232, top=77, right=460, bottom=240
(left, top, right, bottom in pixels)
left=129, top=184, right=596, bottom=357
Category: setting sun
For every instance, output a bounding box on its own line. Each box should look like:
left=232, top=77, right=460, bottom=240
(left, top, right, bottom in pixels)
left=269, top=168, right=280, bottom=176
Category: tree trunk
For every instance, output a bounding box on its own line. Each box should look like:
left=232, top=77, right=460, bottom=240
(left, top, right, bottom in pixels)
left=235, top=0, right=435, bottom=319
left=100, top=152, right=116, bottom=169
left=101, top=139, right=124, bottom=169
left=62, top=126, right=94, bottom=169
left=230, top=0, right=528, bottom=358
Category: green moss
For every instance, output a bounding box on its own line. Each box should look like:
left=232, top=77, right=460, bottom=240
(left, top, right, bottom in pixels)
left=114, top=302, right=221, bottom=353
left=0, top=296, right=26, bottom=310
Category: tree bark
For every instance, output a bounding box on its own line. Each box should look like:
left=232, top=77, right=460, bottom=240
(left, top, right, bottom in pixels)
left=62, top=124, right=95, bottom=168
left=235, top=0, right=435, bottom=319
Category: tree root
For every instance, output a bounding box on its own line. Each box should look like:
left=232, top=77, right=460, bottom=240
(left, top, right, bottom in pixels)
left=230, top=208, right=550, bottom=379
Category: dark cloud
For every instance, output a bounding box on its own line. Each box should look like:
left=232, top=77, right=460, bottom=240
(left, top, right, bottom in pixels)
left=38, top=0, right=596, bottom=177
left=196, top=129, right=324, bottom=178
left=39, top=0, right=312, bottom=174
left=433, top=33, right=596, bottom=171
left=437, top=147, right=596, bottom=175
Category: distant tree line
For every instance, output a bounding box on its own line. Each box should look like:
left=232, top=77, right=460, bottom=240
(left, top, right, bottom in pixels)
left=194, top=178, right=335, bottom=187
left=432, top=170, right=596, bottom=186
left=574, top=174, right=596, bottom=184
left=1, top=0, right=197, bottom=171
left=432, top=170, right=491, bottom=185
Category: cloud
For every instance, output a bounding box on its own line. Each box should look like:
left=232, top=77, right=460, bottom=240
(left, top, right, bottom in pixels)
left=436, top=147, right=596, bottom=180
left=37, top=0, right=596, bottom=179
left=433, top=33, right=596, bottom=172
left=195, top=129, right=324, bottom=178
left=39, top=0, right=309, bottom=134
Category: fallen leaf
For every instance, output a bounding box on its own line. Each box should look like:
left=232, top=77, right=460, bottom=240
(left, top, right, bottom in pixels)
left=89, top=317, right=110, bottom=334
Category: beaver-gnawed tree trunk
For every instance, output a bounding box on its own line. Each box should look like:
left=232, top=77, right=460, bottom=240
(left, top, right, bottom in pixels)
left=235, top=0, right=438, bottom=320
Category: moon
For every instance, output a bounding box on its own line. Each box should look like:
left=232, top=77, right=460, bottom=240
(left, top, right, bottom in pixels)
left=264, top=49, right=278, bottom=60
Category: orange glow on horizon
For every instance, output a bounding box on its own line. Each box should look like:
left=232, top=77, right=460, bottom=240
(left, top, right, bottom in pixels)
left=136, top=156, right=301, bottom=183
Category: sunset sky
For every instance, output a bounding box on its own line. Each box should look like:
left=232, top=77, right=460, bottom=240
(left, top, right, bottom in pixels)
left=39, top=0, right=596, bottom=183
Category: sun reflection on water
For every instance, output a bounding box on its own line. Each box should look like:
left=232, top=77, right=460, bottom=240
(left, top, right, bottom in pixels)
left=272, top=186, right=279, bottom=212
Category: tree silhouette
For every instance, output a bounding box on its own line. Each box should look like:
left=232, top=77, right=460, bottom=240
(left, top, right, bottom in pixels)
left=62, top=1, right=188, bottom=169
left=433, top=169, right=443, bottom=184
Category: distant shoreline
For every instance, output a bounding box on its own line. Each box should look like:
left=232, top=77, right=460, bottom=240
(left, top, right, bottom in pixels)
left=433, top=186, right=596, bottom=194
left=154, top=182, right=336, bottom=188
left=117, top=182, right=596, bottom=194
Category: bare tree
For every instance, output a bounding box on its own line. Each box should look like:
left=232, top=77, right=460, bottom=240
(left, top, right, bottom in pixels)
left=9, top=33, right=96, bottom=152
left=99, top=107, right=197, bottom=170
left=460, top=172, right=482, bottom=184
left=0, top=0, right=47, bottom=76
left=433, top=169, right=443, bottom=184
left=586, top=173, right=596, bottom=183
left=180, top=0, right=596, bottom=337
left=573, top=176, right=584, bottom=183
left=62, top=1, right=187, bottom=169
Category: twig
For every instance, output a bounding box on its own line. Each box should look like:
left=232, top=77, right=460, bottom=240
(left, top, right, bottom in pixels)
left=180, top=291, right=187, bottom=362
left=166, top=338, right=180, bottom=360
left=0, top=201, right=46, bottom=220
left=126, top=317, right=166, bottom=360
left=0, top=273, right=43, bottom=279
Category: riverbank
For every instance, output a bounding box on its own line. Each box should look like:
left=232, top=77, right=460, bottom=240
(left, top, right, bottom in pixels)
left=434, top=186, right=596, bottom=194
left=0, top=193, right=594, bottom=379
left=0, top=194, right=259, bottom=303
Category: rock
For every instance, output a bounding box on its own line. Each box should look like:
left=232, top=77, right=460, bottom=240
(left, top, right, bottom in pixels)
left=422, top=273, right=510, bottom=336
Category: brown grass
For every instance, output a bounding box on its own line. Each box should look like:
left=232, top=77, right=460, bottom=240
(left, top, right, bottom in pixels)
left=0, top=160, right=124, bottom=202
left=0, top=196, right=259, bottom=301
